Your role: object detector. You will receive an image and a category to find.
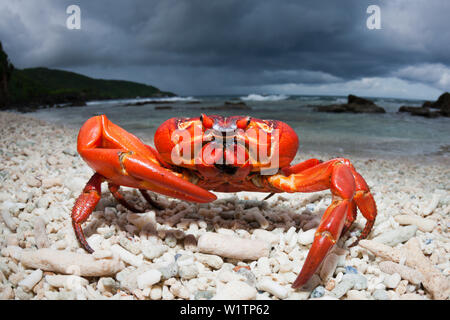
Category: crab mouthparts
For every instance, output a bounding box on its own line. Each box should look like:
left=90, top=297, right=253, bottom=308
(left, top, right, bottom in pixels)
left=201, top=136, right=249, bottom=169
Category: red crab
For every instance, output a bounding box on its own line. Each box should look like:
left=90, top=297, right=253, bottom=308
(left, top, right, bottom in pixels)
left=71, top=114, right=377, bottom=289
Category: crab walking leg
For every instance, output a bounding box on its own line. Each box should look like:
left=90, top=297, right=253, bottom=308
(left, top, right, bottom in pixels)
left=108, top=183, right=141, bottom=213
left=139, top=189, right=164, bottom=210
left=281, top=158, right=322, bottom=176
left=71, top=173, right=104, bottom=253
left=348, top=170, right=377, bottom=246
left=267, top=160, right=361, bottom=288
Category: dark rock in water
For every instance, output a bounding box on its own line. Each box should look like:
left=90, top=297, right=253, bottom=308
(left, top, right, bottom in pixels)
left=347, top=94, right=376, bottom=106
left=430, top=92, right=450, bottom=116
left=201, top=101, right=252, bottom=110
left=125, top=100, right=175, bottom=107
left=67, top=100, right=87, bottom=107
left=422, top=101, right=432, bottom=108
left=398, top=106, right=440, bottom=118
left=154, top=105, right=173, bottom=110
left=399, top=92, right=450, bottom=118
left=316, top=94, right=385, bottom=114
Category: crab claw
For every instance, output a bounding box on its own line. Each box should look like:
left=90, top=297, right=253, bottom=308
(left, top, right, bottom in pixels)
left=72, top=115, right=217, bottom=253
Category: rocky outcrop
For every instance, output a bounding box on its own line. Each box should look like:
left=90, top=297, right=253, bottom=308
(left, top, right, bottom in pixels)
left=316, top=94, right=386, bottom=114
left=0, top=41, right=14, bottom=109
left=398, top=106, right=440, bottom=118
left=430, top=92, right=450, bottom=116
left=398, top=92, right=450, bottom=118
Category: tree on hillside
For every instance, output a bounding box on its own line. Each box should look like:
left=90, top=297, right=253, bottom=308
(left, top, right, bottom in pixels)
left=0, top=41, right=14, bottom=108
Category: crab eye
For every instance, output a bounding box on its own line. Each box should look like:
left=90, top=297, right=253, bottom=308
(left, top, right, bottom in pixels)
left=236, top=117, right=251, bottom=130
left=200, top=114, right=214, bottom=129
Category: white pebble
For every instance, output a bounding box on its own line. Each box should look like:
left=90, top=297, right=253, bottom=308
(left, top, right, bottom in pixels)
left=297, top=228, right=316, bottom=245
left=421, top=193, right=441, bottom=216
left=212, top=281, right=257, bottom=300
left=346, top=289, right=368, bottom=300
left=257, top=279, right=289, bottom=299
left=256, top=257, right=272, bottom=276
left=394, top=215, right=436, bottom=232
left=45, top=274, right=89, bottom=289
left=137, top=269, right=162, bottom=289
left=252, top=229, right=280, bottom=245
left=18, top=248, right=124, bottom=276
left=111, top=244, right=143, bottom=267
left=195, top=253, right=223, bottom=270
left=372, top=225, right=417, bottom=246
left=384, top=273, right=401, bottom=289
left=197, top=232, right=270, bottom=260
left=1, top=210, right=17, bottom=231
left=18, top=269, right=43, bottom=292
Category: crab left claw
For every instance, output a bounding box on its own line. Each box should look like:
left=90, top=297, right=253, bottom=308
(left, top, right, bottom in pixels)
left=71, top=115, right=217, bottom=252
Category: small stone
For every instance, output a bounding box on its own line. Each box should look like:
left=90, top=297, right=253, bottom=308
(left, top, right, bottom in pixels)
left=235, top=267, right=257, bottom=287
left=150, top=286, right=162, bottom=300
left=297, top=229, right=316, bottom=245
left=25, top=176, right=41, bottom=188
left=164, top=235, right=177, bottom=248
left=345, top=266, right=358, bottom=274
left=346, top=290, right=368, bottom=300
left=18, top=248, right=125, bottom=276
left=197, top=232, right=270, bottom=260
left=42, top=177, right=62, bottom=188
left=372, top=289, right=389, bottom=300
left=257, top=279, right=288, bottom=299
left=1, top=210, right=17, bottom=231
left=212, top=281, right=257, bottom=300
left=372, top=225, right=417, bottom=246
left=331, top=273, right=367, bottom=298
left=18, top=269, right=43, bottom=292
left=395, top=280, right=408, bottom=295
left=195, top=253, right=223, bottom=270
left=137, top=269, right=162, bottom=289
left=111, top=244, right=143, bottom=267
left=252, top=229, right=280, bottom=245
left=384, top=273, right=402, bottom=289
left=379, top=261, right=423, bottom=285
left=178, top=264, right=199, bottom=280
left=310, top=285, right=325, bottom=298
left=256, top=257, right=272, bottom=276
left=170, top=282, right=190, bottom=299
left=394, top=215, right=436, bottom=232
left=45, top=274, right=89, bottom=289
left=157, top=262, right=178, bottom=280
left=194, top=290, right=214, bottom=300
left=142, top=244, right=168, bottom=260
left=98, top=277, right=117, bottom=294
left=325, top=279, right=336, bottom=291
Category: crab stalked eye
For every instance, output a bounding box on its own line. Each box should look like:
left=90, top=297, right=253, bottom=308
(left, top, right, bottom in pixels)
left=236, top=116, right=251, bottom=130
left=200, top=114, right=214, bottom=129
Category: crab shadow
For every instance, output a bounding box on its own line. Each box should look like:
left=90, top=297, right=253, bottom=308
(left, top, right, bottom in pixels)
left=82, top=188, right=358, bottom=251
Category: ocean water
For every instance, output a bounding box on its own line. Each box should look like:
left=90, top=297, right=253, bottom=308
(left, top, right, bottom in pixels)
left=28, top=94, right=450, bottom=159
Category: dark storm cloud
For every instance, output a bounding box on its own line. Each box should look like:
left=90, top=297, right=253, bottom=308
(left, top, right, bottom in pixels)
left=0, top=0, right=449, bottom=97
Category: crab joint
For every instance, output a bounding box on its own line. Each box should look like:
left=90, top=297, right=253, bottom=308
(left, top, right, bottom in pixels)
left=118, top=151, right=134, bottom=175
left=315, top=230, right=337, bottom=244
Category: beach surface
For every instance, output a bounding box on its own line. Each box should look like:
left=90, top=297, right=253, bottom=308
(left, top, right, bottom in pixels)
left=0, top=111, right=449, bottom=300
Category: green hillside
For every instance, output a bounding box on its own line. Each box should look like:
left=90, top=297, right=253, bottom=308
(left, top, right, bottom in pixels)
left=7, top=67, right=175, bottom=109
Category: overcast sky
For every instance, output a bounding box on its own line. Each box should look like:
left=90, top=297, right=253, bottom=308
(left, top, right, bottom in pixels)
left=0, top=0, right=449, bottom=99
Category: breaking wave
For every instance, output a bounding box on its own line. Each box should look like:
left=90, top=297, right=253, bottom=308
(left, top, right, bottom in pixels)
left=240, top=94, right=289, bottom=101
